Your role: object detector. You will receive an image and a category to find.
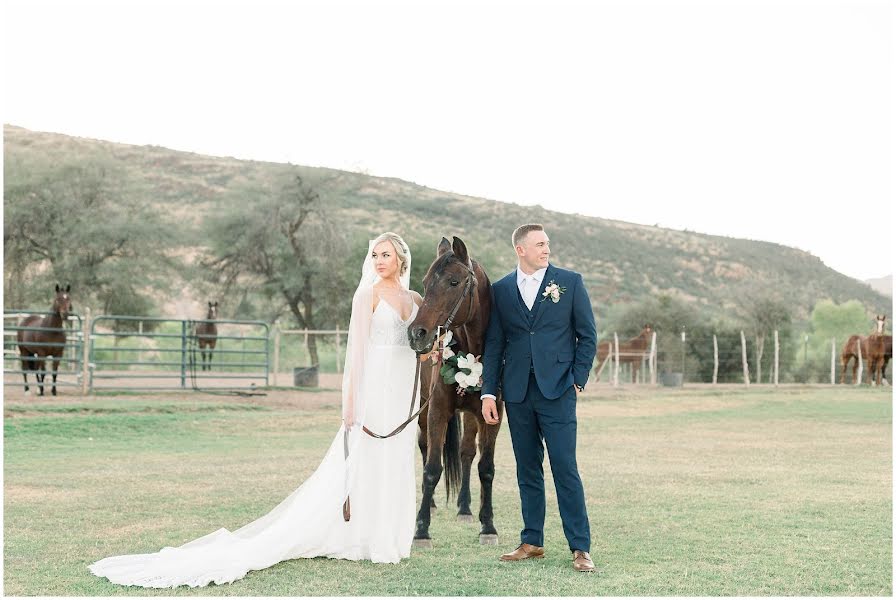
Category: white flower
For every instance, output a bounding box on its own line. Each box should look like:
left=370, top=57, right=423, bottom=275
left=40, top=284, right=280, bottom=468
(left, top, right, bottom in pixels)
left=540, top=279, right=567, bottom=304
left=454, top=353, right=483, bottom=388
left=442, top=330, right=453, bottom=346
left=442, top=345, right=455, bottom=359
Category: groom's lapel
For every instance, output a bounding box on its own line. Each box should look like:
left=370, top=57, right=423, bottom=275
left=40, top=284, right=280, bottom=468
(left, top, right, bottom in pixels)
left=530, top=264, right=557, bottom=328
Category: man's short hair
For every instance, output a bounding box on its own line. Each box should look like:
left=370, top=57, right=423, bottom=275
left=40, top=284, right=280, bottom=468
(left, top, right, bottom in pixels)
left=512, top=223, right=545, bottom=248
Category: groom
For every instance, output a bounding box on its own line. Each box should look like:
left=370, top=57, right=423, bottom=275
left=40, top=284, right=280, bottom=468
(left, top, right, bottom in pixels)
left=480, top=223, right=597, bottom=573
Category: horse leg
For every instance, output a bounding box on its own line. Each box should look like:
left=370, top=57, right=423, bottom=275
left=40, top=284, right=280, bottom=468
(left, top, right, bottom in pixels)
left=20, top=355, right=31, bottom=395
left=414, top=409, right=451, bottom=547
left=207, top=345, right=215, bottom=371
left=417, top=414, right=436, bottom=510
left=51, top=356, right=60, bottom=396
left=457, top=411, right=478, bottom=521
left=36, top=356, right=46, bottom=396
left=476, top=400, right=503, bottom=545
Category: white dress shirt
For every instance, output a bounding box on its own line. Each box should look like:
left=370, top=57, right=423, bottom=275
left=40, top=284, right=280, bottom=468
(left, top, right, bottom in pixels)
left=517, top=266, right=548, bottom=311
left=482, top=266, right=548, bottom=402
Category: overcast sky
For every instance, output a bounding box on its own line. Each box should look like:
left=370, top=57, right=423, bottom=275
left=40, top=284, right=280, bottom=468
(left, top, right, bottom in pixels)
left=4, top=0, right=893, bottom=282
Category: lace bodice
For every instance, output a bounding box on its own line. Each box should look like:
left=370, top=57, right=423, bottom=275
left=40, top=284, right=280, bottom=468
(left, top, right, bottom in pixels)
left=369, top=296, right=418, bottom=347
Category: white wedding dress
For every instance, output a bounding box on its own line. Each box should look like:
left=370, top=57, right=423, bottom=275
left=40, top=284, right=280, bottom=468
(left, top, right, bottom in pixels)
left=89, top=293, right=420, bottom=588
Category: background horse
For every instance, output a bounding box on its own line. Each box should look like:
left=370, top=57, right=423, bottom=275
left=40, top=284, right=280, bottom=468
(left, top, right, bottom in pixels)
left=841, top=315, right=888, bottom=385
left=407, top=236, right=501, bottom=547
left=17, top=284, right=72, bottom=396
left=594, top=324, right=653, bottom=383
left=840, top=335, right=866, bottom=384
left=194, top=301, right=218, bottom=371
left=865, top=315, right=888, bottom=386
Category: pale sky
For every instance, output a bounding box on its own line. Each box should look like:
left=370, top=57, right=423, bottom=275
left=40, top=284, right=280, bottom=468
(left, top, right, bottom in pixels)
left=4, top=0, right=893, bottom=282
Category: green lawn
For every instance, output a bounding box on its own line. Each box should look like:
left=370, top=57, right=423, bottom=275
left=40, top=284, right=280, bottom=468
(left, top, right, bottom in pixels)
left=3, top=386, right=891, bottom=596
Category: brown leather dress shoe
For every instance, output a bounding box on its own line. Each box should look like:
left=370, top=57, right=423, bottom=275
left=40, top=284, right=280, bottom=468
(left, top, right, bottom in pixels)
left=500, top=543, right=545, bottom=561
left=573, top=550, right=595, bottom=572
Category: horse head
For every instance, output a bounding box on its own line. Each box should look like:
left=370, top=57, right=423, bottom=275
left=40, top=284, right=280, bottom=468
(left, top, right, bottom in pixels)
left=874, top=315, right=886, bottom=336
left=53, top=284, right=72, bottom=321
left=408, top=237, right=480, bottom=354
left=207, top=301, right=219, bottom=320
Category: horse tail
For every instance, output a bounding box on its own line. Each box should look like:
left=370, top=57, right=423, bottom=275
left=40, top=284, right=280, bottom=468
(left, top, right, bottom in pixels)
left=442, top=412, right=461, bottom=500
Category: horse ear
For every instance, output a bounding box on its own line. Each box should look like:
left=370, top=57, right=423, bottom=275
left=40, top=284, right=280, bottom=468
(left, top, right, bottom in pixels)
left=55, top=284, right=60, bottom=293
left=452, top=237, right=471, bottom=267
left=65, top=284, right=70, bottom=293
left=437, top=237, right=451, bottom=256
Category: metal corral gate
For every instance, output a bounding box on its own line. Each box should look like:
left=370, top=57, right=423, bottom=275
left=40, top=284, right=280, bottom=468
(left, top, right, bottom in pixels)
left=88, top=316, right=270, bottom=391
left=4, top=310, right=85, bottom=392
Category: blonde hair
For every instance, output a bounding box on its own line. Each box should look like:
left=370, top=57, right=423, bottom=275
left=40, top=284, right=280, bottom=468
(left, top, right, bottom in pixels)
left=372, top=232, right=410, bottom=276
left=512, top=223, right=544, bottom=248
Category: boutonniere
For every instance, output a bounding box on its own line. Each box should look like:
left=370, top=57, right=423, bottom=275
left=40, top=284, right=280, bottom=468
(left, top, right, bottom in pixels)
left=540, top=280, right=567, bottom=303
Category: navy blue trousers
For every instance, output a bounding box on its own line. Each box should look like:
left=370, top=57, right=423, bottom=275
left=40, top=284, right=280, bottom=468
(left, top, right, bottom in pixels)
left=504, top=373, right=591, bottom=552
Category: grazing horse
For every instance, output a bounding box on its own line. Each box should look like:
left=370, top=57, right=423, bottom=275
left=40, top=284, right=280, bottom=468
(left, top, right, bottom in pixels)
left=866, top=315, right=888, bottom=386
left=17, top=284, right=72, bottom=396
left=194, top=301, right=218, bottom=371
left=407, top=237, right=501, bottom=547
left=593, top=324, right=653, bottom=383
left=840, top=335, right=867, bottom=384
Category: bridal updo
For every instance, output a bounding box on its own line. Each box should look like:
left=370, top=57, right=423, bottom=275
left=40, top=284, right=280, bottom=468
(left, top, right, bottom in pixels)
left=372, top=232, right=410, bottom=277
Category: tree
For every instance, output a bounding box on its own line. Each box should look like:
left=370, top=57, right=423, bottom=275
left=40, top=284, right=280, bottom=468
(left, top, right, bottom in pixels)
left=802, top=299, right=872, bottom=382
left=202, top=172, right=346, bottom=366
left=3, top=155, right=178, bottom=317
left=743, top=295, right=793, bottom=383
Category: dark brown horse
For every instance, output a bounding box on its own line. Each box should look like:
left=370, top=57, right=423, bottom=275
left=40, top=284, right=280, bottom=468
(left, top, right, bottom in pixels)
left=194, top=301, right=218, bottom=371
left=17, top=284, right=73, bottom=396
left=407, top=237, right=502, bottom=547
left=594, top=324, right=653, bottom=383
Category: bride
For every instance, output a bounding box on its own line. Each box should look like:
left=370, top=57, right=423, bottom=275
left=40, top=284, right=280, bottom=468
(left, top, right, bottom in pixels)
left=89, top=232, right=423, bottom=588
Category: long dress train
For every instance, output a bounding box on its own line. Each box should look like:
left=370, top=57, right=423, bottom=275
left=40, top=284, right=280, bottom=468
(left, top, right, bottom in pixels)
left=89, top=300, right=420, bottom=588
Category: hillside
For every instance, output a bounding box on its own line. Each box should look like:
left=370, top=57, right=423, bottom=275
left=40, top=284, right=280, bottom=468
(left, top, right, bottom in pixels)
left=4, top=124, right=890, bottom=325
left=864, top=275, right=892, bottom=298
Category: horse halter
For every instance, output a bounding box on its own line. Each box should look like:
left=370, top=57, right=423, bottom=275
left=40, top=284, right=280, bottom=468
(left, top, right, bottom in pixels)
left=441, top=264, right=477, bottom=333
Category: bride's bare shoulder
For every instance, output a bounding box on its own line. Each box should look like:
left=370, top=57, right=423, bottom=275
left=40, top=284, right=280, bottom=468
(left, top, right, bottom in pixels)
left=410, top=291, right=423, bottom=306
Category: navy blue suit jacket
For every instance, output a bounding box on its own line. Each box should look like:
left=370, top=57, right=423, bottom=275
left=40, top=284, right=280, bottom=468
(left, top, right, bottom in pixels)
left=481, top=264, right=597, bottom=402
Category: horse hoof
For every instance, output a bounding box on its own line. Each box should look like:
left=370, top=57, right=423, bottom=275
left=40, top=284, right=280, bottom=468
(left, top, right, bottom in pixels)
left=457, top=514, right=474, bottom=523
left=413, top=538, right=433, bottom=549
left=479, top=534, right=499, bottom=545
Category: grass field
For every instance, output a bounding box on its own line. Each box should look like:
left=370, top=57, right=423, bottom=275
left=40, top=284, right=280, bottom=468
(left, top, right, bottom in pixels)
left=3, top=385, right=891, bottom=596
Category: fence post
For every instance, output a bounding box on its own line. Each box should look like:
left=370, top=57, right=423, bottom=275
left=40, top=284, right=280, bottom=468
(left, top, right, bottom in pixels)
left=681, top=329, right=686, bottom=384
left=650, top=331, right=657, bottom=385
left=272, top=320, right=281, bottom=387
left=81, top=308, right=91, bottom=395
left=613, top=333, right=620, bottom=387
left=740, top=330, right=750, bottom=386
left=713, top=334, right=719, bottom=385
left=333, top=325, right=340, bottom=374
left=831, top=337, right=836, bottom=385
left=856, top=337, right=863, bottom=386
left=181, top=320, right=188, bottom=389
left=774, top=330, right=779, bottom=387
